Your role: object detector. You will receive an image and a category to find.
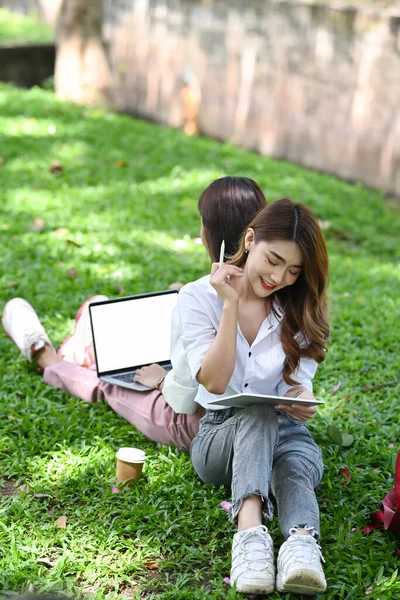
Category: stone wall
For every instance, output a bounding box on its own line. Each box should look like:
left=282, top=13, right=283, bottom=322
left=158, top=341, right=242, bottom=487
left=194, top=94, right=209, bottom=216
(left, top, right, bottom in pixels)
left=2, top=0, right=400, bottom=195
left=104, top=0, right=400, bottom=196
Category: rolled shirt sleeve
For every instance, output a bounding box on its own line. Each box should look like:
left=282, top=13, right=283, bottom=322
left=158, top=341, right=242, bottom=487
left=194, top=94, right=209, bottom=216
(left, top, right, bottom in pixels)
left=162, top=369, right=199, bottom=414
left=177, top=283, right=217, bottom=381
left=276, top=356, right=318, bottom=397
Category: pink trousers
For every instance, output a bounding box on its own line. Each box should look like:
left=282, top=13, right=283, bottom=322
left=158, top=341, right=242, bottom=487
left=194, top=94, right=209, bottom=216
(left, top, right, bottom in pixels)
left=43, top=362, right=203, bottom=450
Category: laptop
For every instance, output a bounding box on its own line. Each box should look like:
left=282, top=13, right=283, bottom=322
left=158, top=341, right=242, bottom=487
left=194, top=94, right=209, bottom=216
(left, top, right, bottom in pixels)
left=89, top=290, right=179, bottom=391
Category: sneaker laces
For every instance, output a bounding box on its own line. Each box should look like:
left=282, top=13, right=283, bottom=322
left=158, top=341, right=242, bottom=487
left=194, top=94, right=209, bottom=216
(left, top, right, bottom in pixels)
left=283, top=535, right=325, bottom=566
left=239, top=525, right=273, bottom=572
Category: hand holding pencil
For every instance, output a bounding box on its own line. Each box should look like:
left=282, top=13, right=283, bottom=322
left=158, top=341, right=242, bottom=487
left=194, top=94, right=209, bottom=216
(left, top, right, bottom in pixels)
left=209, top=240, right=243, bottom=302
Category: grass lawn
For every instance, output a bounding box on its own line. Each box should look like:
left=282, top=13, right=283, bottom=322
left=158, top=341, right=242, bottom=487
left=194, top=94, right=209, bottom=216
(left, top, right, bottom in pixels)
left=0, top=82, right=399, bottom=599
left=0, top=8, right=53, bottom=45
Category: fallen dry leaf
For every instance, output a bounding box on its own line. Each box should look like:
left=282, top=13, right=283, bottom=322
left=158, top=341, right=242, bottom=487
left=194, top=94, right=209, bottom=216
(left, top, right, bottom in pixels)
left=66, top=239, right=82, bottom=248
left=57, top=515, right=67, bottom=529
left=31, top=218, right=45, bottom=232
left=28, top=583, right=35, bottom=593
left=365, top=586, right=373, bottom=596
left=49, top=160, right=64, bottom=174
left=37, top=557, right=55, bottom=568
left=332, top=380, right=342, bottom=395
left=339, top=466, right=351, bottom=487
left=0, top=156, right=5, bottom=165
left=67, top=267, right=78, bottom=278
left=114, top=160, right=129, bottom=168
left=35, top=493, right=53, bottom=499
left=144, top=561, right=159, bottom=570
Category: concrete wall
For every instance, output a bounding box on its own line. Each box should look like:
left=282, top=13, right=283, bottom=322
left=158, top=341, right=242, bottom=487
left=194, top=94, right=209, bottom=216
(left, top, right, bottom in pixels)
left=104, top=0, right=400, bottom=196
left=2, top=0, right=399, bottom=195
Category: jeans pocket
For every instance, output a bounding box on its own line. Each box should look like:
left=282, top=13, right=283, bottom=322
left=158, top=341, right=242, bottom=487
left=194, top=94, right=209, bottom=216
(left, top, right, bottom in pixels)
left=201, top=409, right=229, bottom=426
left=280, top=411, right=310, bottom=433
left=195, top=409, right=232, bottom=440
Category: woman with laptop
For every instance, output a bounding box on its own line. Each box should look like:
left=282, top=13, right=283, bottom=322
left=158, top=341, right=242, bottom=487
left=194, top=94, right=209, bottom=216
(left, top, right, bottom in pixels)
left=2, top=177, right=266, bottom=451
left=174, top=199, right=329, bottom=595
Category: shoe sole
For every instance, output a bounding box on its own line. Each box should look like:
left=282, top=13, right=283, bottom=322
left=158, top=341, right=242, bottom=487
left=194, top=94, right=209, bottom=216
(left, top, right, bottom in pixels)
left=276, top=572, right=326, bottom=595
left=235, top=582, right=275, bottom=594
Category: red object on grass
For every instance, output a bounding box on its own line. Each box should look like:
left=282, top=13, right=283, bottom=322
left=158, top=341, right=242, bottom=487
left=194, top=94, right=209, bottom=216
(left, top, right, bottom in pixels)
left=363, top=451, right=400, bottom=555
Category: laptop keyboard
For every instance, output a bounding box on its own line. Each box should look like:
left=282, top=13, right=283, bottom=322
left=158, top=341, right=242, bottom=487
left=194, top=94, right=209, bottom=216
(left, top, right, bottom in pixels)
left=111, top=365, right=172, bottom=384
left=112, top=372, right=136, bottom=383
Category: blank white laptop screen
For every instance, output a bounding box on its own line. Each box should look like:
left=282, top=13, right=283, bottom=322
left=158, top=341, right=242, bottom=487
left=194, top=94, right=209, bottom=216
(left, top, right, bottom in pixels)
left=90, top=293, right=178, bottom=374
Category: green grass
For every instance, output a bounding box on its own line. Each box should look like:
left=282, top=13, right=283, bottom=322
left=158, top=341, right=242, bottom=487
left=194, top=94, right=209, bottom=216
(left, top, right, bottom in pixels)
left=0, top=82, right=399, bottom=599
left=0, top=8, right=53, bottom=45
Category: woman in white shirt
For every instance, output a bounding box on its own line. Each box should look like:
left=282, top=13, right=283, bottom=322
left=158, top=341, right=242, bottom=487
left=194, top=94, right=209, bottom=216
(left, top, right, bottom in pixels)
left=175, top=199, right=330, bottom=595
left=2, top=178, right=266, bottom=450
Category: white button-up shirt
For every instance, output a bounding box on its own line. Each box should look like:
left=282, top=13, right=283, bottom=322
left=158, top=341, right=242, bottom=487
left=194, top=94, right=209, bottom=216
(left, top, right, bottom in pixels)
left=175, top=275, right=318, bottom=410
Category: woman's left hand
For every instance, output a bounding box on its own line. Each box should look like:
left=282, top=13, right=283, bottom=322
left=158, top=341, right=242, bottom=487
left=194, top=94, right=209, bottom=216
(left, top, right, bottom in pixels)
left=134, top=363, right=168, bottom=389
left=277, top=388, right=318, bottom=422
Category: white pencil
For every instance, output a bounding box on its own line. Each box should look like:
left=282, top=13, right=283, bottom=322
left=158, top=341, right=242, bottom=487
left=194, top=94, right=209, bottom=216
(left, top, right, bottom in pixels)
left=219, top=240, right=225, bottom=267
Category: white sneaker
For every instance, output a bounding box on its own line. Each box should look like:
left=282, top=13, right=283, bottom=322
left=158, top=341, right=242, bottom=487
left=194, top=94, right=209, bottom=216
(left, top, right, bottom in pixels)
left=276, top=533, right=326, bottom=595
left=230, top=525, right=275, bottom=595
left=57, top=295, right=108, bottom=367
left=2, top=298, right=53, bottom=361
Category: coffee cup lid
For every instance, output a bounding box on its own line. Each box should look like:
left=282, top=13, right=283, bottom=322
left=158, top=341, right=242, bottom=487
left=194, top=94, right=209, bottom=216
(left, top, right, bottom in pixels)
left=116, top=447, right=146, bottom=463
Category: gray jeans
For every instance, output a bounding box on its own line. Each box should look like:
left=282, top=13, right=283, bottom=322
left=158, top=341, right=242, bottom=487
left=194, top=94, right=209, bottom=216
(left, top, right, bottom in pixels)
left=190, top=404, right=324, bottom=538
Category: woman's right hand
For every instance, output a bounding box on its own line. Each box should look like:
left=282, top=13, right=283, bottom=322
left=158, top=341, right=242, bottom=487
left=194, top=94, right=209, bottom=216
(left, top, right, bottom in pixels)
left=210, top=262, right=243, bottom=304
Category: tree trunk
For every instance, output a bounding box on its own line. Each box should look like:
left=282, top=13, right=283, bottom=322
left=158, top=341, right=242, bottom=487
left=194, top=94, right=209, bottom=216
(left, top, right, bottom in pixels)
left=54, top=0, right=113, bottom=108
left=38, top=0, right=63, bottom=28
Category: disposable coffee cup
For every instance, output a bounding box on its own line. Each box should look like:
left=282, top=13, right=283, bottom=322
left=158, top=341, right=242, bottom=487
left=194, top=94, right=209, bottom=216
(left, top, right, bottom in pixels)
left=116, top=447, right=146, bottom=485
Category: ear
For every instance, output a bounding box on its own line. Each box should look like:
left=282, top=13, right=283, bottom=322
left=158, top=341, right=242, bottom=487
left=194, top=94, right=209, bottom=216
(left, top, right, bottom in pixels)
left=244, top=227, right=255, bottom=250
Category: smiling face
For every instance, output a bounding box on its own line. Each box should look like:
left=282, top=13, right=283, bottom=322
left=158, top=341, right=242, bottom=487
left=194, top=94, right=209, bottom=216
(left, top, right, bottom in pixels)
left=243, top=229, right=303, bottom=298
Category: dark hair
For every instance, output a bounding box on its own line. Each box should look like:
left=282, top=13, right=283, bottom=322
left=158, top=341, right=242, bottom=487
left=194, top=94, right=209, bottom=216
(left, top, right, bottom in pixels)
left=231, top=198, right=330, bottom=385
left=198, top=176, right=267, bottom=262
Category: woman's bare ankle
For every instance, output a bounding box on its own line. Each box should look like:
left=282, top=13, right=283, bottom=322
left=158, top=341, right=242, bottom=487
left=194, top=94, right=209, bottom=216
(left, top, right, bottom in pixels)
left=35, top=344, right=62, bottom=369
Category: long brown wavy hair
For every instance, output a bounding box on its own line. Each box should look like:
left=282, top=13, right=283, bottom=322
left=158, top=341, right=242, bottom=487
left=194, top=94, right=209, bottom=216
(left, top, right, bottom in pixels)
left=230, top=198, right=330, bottom=386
